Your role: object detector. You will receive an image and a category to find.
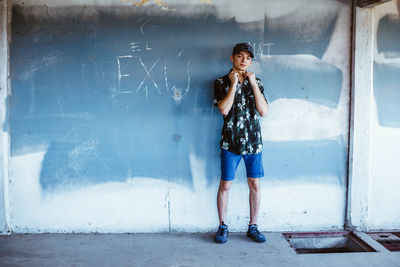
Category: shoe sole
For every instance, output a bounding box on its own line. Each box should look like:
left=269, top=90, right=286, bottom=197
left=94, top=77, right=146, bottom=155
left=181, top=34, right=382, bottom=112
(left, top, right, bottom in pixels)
left=247, top=233, right=266, bottom=243
left=215, top=238, right=227, bottom=244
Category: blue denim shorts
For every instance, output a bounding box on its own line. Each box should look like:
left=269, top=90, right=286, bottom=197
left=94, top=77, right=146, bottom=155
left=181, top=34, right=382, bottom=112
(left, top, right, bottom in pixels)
left=220, top=149, right=264, bottom=181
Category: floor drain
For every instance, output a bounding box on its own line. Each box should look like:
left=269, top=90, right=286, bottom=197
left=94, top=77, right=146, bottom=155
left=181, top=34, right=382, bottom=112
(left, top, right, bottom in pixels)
left=283, top=231, right=376, bottom=254
left=368, top=232, right=400, bottom=252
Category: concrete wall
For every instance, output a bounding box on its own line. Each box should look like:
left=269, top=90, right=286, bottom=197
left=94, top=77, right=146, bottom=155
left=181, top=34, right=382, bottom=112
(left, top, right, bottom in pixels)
left=348, top=4, right=374, bottom=231
left=4, top=0, right=352, bottom=233
left=14, top=0, right=400, bottom=234
left=5, top=0, right=398, bottom=234
left=369, top=0, right=400, bottom=230
left=348, top=0, right=400, bottom=231
left=0, top=0, right=10, bottom=234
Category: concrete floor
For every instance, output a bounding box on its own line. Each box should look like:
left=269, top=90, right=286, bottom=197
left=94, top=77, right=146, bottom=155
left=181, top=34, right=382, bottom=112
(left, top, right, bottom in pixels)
left=0, top=232, right=399, bottom=267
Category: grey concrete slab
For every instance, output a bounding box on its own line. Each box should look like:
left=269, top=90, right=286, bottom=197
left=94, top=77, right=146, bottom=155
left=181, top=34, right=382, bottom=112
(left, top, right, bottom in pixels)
left=0, top=233, right=399, bottom=267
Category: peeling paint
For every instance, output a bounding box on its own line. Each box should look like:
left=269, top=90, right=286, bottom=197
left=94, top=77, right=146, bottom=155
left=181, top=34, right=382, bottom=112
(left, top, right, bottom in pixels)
left=132, top=0, right=149, bottom=7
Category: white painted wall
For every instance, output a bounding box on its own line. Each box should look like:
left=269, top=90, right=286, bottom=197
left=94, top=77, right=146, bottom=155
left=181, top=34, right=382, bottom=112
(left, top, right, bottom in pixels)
left=349, top=0, right=400, bottom=231
left=368, top=0, right=400, bottom=230
left=348, top=5, right=374, bottom=231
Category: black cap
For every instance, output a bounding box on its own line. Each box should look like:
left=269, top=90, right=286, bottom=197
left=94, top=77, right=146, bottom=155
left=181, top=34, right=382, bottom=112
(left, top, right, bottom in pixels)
left=232, top=43, right=254, bottom=58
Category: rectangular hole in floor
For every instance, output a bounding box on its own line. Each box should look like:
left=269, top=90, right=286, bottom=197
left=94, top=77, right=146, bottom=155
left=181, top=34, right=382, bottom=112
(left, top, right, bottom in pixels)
left=368, top=232, right=400, bottom=252
left=283, top=231, right=376, bottom=254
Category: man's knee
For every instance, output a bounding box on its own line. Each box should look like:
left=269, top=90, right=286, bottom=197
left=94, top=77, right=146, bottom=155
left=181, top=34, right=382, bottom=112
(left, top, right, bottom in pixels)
left=247, top=178, right=260, bottom=191
left=219, top=180, right=232, bottom=192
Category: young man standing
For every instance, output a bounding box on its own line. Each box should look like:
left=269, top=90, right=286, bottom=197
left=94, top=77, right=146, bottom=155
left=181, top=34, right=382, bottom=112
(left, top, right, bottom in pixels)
left=213, top=43, right=268, bottom=244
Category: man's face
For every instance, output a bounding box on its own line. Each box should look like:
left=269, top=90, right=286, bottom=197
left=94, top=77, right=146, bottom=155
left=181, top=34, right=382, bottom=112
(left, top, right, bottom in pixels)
left=230, top=51, right=252, bottom=71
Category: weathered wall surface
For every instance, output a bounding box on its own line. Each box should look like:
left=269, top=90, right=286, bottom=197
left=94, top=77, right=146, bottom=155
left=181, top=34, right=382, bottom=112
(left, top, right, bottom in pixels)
left=0, top=0, right=10, bottom=234
left=369, top=0, right=400, bottom=230
left=7, top=0, right=351, bottom=233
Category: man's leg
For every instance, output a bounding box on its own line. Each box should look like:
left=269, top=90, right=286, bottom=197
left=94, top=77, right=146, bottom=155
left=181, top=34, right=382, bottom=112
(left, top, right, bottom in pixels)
left=247, top=177, right=260, bottom=225
left=215, top=179, right=232, bottom=243
left=217, top=180, right=233, bottom=225
left=216, top=149, right=240, bottom=244
left=218, top=149, right=240, bottom=224
left=246, top=177, right=266, bottom=242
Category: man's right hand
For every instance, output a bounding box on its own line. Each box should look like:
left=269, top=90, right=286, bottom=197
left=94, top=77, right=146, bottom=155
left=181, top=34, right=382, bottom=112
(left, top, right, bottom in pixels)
left=228, top=70, right=239, bottom=87
left=218, top=71, right=239, bottom=116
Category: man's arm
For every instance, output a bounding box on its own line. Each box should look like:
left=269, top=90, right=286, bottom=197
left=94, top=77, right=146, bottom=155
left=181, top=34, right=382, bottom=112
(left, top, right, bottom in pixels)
left=246, top=72, right=268, bottom=117
left=217, top=71, right=238, bottom=116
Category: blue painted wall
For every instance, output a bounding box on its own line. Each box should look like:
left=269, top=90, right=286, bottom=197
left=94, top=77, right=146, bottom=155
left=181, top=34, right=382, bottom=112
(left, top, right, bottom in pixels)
left=10, top=3, right=346, bottom=191
left=375, top=14, right=400, bottom=128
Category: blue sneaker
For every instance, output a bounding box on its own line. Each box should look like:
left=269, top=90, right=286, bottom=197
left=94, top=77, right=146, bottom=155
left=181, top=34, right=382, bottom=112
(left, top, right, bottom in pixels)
left=247, top=224, right=266, bottom=243
left=215, top=224, right=228, bottom=244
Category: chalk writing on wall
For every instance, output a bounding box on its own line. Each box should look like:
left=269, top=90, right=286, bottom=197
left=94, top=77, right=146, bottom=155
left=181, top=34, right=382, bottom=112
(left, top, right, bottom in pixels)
left=10, top=4, right=347, bottom=191
left=117, top=40, right=191, bottom=101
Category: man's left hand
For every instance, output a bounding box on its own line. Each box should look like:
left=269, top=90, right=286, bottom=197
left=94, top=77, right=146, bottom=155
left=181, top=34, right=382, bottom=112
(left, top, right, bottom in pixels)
left=245, top=72, right=257, bottom=86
